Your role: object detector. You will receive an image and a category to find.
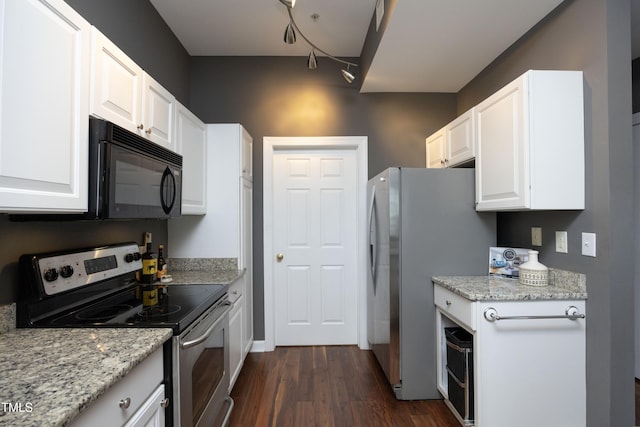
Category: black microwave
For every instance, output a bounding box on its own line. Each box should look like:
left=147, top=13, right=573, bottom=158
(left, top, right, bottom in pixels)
left=10, top=118, right=182, bottom=221
left=86, top=117, right=182, bottom=219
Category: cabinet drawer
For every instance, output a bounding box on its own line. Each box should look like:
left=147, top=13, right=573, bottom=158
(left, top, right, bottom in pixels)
left=434, top=286, right=476, bottom=331
left=70, top=347, right=164, bottom=426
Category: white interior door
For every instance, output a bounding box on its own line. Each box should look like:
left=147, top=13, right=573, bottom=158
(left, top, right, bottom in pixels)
left=273, top=149, right=358, bottom=345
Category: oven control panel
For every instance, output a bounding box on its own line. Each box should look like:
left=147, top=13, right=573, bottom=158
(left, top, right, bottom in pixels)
left=35, top=243, right=142, bottom=296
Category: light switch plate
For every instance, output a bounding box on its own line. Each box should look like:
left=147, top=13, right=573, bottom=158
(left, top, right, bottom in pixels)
left=581, top=232, right=596, bottom=257
left=555, top=231, right=568, bottom=253
left=531, top=227, right=542, bottom=246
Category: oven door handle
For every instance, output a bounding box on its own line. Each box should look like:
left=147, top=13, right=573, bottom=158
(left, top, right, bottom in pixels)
left=180, top=301, right=232, bottom=350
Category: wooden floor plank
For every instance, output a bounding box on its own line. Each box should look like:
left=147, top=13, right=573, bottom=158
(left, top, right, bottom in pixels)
left=229, top=346, right=459, bottom=427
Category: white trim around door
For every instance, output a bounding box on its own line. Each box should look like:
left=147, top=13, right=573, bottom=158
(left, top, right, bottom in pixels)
left=263, top=136, right=368, bottom=352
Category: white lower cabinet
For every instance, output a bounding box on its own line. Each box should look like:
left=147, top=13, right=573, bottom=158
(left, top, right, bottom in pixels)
left=228, top=281, right=244, bottom=391
left=70, top=348, right=166, bottom=427
left=435, top=285, right=586, bottom=427
left=123, top=385, right=166, bottom=427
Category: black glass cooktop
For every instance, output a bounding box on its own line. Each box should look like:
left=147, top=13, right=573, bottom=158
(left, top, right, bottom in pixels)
left=42, top=284, right=227, bottom=334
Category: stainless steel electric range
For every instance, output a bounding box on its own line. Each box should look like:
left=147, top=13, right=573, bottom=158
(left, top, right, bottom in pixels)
left=16, top=242, right=233, bottom=427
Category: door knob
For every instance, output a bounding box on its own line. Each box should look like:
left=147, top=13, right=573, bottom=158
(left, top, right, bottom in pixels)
left=276, top=253, right=284, bottom=262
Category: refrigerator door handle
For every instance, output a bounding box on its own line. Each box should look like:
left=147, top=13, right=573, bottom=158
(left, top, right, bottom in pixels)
left=368, top=185, right=378, bottom=294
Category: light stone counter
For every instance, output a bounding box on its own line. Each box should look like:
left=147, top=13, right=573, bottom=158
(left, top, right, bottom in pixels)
left=167, top=269, right=243, bottom=286
left=0, top=326, right=171, bottom=427
left=433, top=268, right=587, bottom=301
left=166, top=257, right=243, bottom=286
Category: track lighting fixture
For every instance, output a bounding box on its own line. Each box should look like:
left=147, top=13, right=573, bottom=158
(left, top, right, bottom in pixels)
left=307, top=50, right=318, bottom=70
left=278, top=0, right=358, bottom=83
left=341, top=65, right=355, bottom=84
left=284, top=21, right=296, bottom=44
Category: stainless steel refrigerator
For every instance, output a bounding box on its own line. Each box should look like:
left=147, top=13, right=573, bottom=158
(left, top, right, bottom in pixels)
left=367, top=167, right=495, bottom=400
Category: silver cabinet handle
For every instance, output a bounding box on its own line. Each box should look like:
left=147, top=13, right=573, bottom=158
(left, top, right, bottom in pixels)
left=119, top=397, right=131, bottom=409
left=145, top=128, right=152, bottom=135
left=484, top=305, right=585, bottom=322
left=276, top=253, right=284, bottom=262
left=161, top=398, right=170, bottom=408
left=137, top=124, right=144, bottom=130
left=445, top=300, right=452, bottom=306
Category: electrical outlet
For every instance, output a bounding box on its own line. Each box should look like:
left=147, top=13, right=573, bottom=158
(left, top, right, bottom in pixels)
left=531, top=227, right=542, bottom=246
left=555, top=231, right=568, bottom=253
left=581, top=232, right=596, bottom=257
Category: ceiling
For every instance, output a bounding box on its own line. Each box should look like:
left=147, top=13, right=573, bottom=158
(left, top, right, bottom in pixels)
left=150, top=0, right=639, bottom=93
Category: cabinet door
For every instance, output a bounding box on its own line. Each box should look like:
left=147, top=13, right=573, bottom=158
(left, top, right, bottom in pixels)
left=228, top=293, right=243, bottom=392
left=446, top=109, right=475, bottom=167
left=90, top=27, right=143, bottom=135
left=241, top=126, right=253, bottom=180
left=241, top=178, right=253, bottom=353
left=0, top=0, right=89, bottom=212
left=141, top=73, right=176, bottom=151
left=475, top=300, right=585, bottom=426
left=123, top=385, right=166, bottom=427
left=175, top=103, right=206, bottom=214
left=474, top=75, right=528, bottom=210
left=425, top=128, right=446, bottom=168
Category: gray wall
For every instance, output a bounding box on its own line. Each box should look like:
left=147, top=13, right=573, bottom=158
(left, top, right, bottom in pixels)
left=458, top=0, right=633, bottom=425
left=188, top=55, right=457, bottom=345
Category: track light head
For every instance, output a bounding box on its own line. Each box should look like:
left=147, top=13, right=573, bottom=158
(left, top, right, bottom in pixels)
left=279, top=0, right=296, bottom=8
left=284, top=21, right=296, bottom=44
left=341, top=67, right=355, bottom=83
left=307, top=50, right=318, bottom=70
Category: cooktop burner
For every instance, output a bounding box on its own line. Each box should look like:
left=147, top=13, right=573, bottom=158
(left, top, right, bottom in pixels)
left=138, top=303, right=182, bottom=319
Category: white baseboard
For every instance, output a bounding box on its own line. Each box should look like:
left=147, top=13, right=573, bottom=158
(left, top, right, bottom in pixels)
left=250, top=340, right=267, bottom=352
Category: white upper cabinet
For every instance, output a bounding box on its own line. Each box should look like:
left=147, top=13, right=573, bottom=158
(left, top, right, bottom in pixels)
left=141, top=72, right=175, bottom=150
left=425, top=128, right=446, bottom=168
left=90, top=27, right=176, bottom=151
left=425, top=109, right=475, bottom=168
left=446, top=109, right=475, bottom=167
left=241, top=126, right=252, bottom=181
left=175, top=102, right=206, bottom=215
left=475, top=70, right=584, bottom=211
left=90, top=27, right=143, bottom=135
left=0, top=0, right=90, bottom=212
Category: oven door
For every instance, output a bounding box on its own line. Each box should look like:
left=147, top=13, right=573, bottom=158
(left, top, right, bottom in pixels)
left=102, top=142, right=182, bottom=219
left=175, top=298, right=233, bottom=427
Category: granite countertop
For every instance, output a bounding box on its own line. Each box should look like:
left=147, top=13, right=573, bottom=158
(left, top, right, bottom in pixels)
left=167, top=269, right=244, bottom=286
left=433, top=268, right=588, bottom=301
left=0, top=327, right=172, bottom=427
left=166, top=258, right=243, bottom=286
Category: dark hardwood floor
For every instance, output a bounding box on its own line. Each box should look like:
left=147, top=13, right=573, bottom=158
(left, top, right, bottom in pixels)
left=229, top=346, right=459, bottom=427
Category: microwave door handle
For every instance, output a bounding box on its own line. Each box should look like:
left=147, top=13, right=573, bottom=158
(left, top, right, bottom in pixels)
left=160, top=167, right=176, bottom=214
left=180, top=302, right=232, bottom=349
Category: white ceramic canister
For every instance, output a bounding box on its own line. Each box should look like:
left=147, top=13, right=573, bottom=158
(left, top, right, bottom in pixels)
left=519, top=250, right=549, bottom=287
